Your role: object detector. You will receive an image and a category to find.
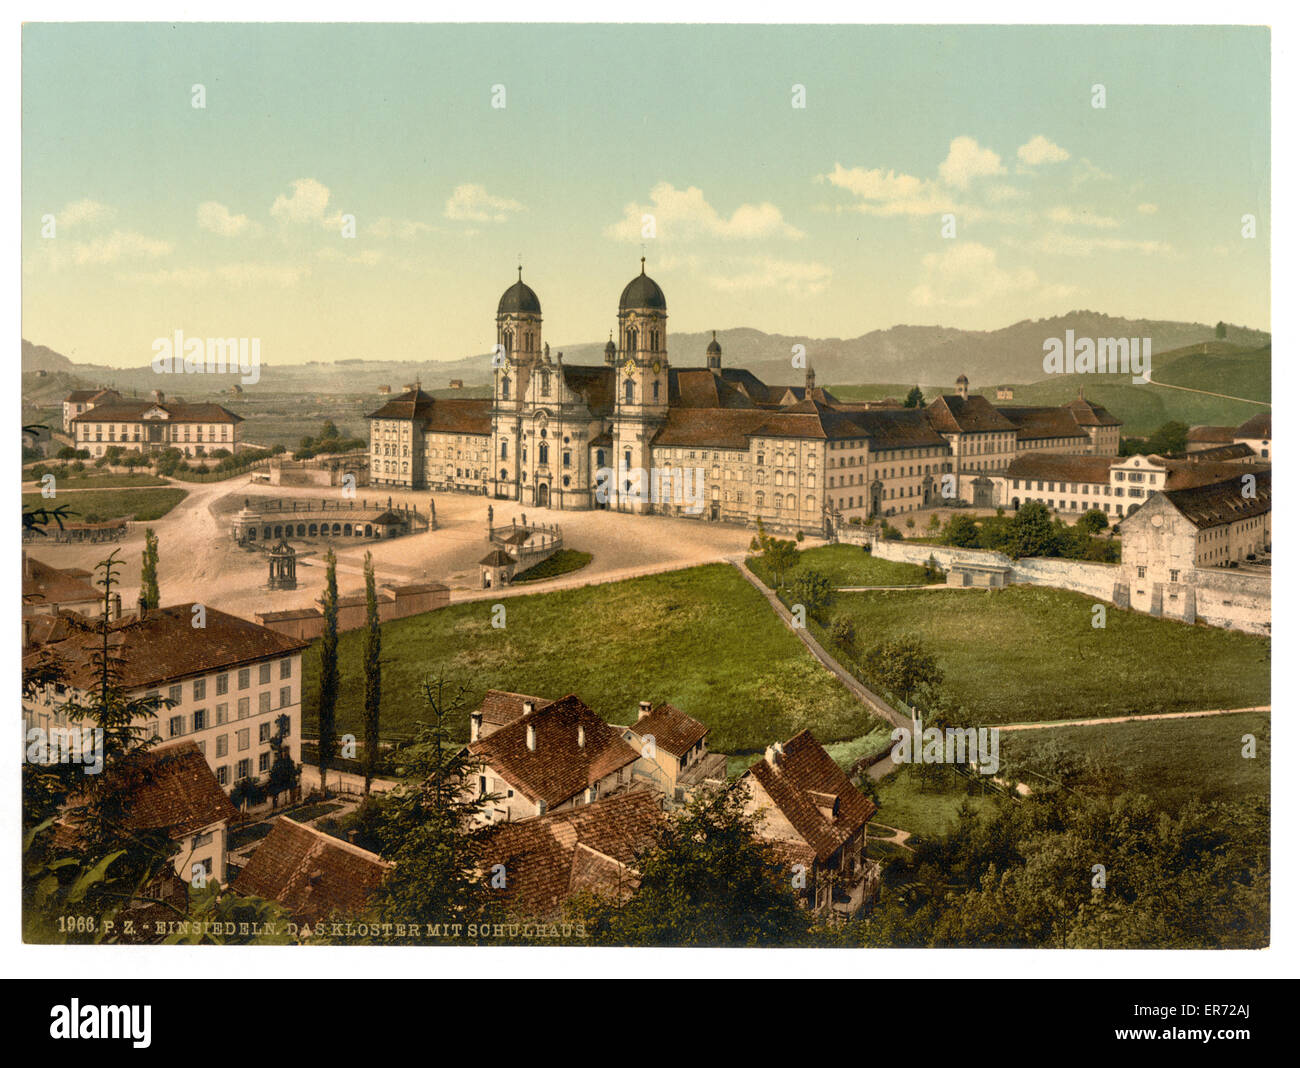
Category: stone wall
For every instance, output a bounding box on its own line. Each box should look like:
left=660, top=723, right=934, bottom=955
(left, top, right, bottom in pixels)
left=867, top=535, right=1268, bottom=634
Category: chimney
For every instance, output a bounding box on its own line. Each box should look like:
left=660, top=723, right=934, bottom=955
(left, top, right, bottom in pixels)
left=638, top=700, right=652, bottom=720
left=764, top=741, right=785, bottom=767
left=469, top=711, right=483, bottom=743
left=151, top=388, right=164, bottom=404
left=526, top=723, right=536, bottom=752
left=577, top=724, right=586, bottom=748
left=522, top=700, right=534, bottom=716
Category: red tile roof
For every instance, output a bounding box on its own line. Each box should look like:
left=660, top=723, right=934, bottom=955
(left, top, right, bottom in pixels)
left=925, top=394, right=1016, bottom=434
left=32, top=604, right=309, bottom=691
left=745, top=730, right=875, bottom=864
left=475, top=689, right=551, bottom=736
left=1006, top=452, right=1117, bottom=484
left=233, top=816, right=392, bottom=924
left=71, top=400, right=242, bottom=425
left=1188, top=425, right=1237, bottom=444
left=1235, top=412, right=1272, bottom=439
left=22, top=554, right=103, bottom=608
left=625, top=703, right=709, bottom=758
left=467, top=694, right=640, bottom=809
left=479, top=790, right=664, bottom=917
left=997, top=406, right=1090, bottom=442
left=1160, top=469, right=1271, bottom=530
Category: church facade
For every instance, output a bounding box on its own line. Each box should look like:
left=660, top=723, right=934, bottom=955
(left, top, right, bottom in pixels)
left=367, top=266, right=1122, bottom=534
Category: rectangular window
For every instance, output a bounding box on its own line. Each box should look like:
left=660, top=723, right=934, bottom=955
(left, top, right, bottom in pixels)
left=237, top=759, right=250, bottom=780
left=217, top=765, right=229, bottom=786
left=280, top=658, right=292, bottom=680
left=259, top=691, right=272, bottom=714
left=216, top=735, right=228, bottom=758
left=169, top=716, right=184, bottom=738
left=238, top=697, right=249, bottom=719
left=238, top=668, right=250, bottom=690
left=259, top=663, right=272, bottom=685
left=280, top=686, right=292, bottom=707
left=216, top=703, right=228, bottom=725
left=237, top=729, right=250, bottom=752
left=193, top=678, right=206, bottom=701
left=192, top=709, right=207, bottom=731
left=259, top=721, right=271, bottom=743
left=168, top=684, right=182, bottom=706
left=216, top=674, right=229, bottom=696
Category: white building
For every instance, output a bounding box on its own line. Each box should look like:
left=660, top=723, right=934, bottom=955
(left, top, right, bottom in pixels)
left=70, top=392, right=243, bottom=459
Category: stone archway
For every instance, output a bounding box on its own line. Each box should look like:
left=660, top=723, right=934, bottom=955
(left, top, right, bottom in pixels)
left=536, top=482, right=550, bottom=508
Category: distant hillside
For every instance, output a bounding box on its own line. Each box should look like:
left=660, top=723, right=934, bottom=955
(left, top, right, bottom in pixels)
left=22, top=313, right=1269, bottom=402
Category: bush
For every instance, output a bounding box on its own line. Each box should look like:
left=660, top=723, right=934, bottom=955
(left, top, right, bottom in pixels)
left=829, top=614, right=857, bottom=649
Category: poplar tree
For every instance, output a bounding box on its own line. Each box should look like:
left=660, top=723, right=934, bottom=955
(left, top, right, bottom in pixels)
left=318, top=548, right=339, bottom=795
left=362, top=551, right=382, bottom=795
left=140, top=528, right=160, bottom=609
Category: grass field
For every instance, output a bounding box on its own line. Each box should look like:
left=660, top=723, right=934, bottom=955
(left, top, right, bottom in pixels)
left=999, top=711, right=1269, bottom=812
left=23, top=487, right=188, bottom=522
left=873, top=764, right=1001, bottom=840
left=512, top=549, right=593, bottom=583
left=302, top=563, right=876, bottom=753
left=747, top=544, right=933, bottom=588
left=22, top=473, right=169, bottom=489
left=832, top=586, right=1269, bottom=724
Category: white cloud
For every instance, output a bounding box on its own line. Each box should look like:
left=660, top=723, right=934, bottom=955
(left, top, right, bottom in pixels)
left=1071, top=158, right=1115, bottom=186
left=604, top=182, right=802, bottom=241
left=270, top=178, right=344, bottom=230
left=445, top=184, right=525, bottom=224
left=198, top=201, right=258, bottom=237
left=704, top=255, right=831, bottom=295
left=1046, top=206, right=1120, bottom=229
left=1017, top=135, right=1071, bottom=166
left=55, top=199, right=114, bottom=229
left=1137, top=202, right=1159, bottom=214
left=70, top=230, right=172, bottom=266
left=366, top=216, right=435, bottom=239
left=910, top=242, right=1072, bottom=309
left=820, top=164, right=953, bottom=217
left=938, top=137, right=1006, bottom=189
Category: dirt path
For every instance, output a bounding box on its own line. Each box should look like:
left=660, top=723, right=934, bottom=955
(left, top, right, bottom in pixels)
left=729, top=557, right=909, bottom=730
left=1144, top=379, right=1270, bottom=406
left=989, top=705, right=1268, bottom=732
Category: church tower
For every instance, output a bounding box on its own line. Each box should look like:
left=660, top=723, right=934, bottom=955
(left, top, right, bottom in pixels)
left=490, top=268, right=543, bottom=502
left=612, top=258, right=669, bottom=513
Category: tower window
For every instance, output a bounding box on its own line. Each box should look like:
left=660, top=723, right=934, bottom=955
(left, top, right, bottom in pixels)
left=501, top=377, right=510, bottom=400
left=625, top=380, right=635, bottom=404
left=653, top=381, right=660, bottom=402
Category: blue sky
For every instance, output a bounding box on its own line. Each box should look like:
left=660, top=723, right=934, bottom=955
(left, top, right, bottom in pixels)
left=23, top=23, right=1270, bottom=367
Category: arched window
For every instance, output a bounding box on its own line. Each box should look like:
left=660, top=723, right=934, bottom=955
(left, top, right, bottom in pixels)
left=596, top=449, right=605, bottom=467
left=540, top=370, right=550, bottom=396
left=806, top=495, right=815, bottom=512
left=500, top=440, right=507, bottom=459
left=501, top=376, right=510, bottom=400
left=539, top=443, right=549, bottom=465
left=755, top=492, right=765, bottom=508
left=625, top=379, right=634, bottom=405
left=503, top=329, right=513, bottom=355
left=652, top=380, right=660, bottom=402
left=624, top=449, right=632, bottom=470
left=500, top=468, right=508, bottom=480
left=786, top=494, right=795, bottom=510
left=626, top=327, right=638, bottom=352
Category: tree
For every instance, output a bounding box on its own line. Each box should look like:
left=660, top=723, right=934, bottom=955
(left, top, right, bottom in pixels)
left=749, top=517, right=800, bottom=589
left=1215, top=321, right=1227, bottom=339
left=265, top=714, right=300, bottom=808
left=317, top=547, right=340, bottom=795
left=941, top=513, right=980, bottom=547
left=904, top=386, right=925, bottom=409
left=362, top=551, right=382, bottom=795
left=366, top=676, right=500, bottom=939
left=1007, top=500, right=1057, bottom=559
left=582, top=780, right=812, bottom=946
left=828, top=614, right=857, bottom=650
left=1077, top=509, right=1109, bottom=535
left=792, top=568, right=834, bottom=622
left=868, top=634, right=943, bottom=704
left=140, top=528, right=160, bottom=610
left=1145, top=420, right=1189, bottom=457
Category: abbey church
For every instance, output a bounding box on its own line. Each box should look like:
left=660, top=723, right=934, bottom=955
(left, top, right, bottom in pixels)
left=368, top=264, right=1122, bottom=534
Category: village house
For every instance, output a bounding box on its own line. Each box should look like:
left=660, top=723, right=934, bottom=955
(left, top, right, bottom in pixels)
left=21, top=552, right=109, bottom=620
left=1188, top=412, right=1271, bottom=462
left=233, top=816, right=392, bottom=924
left=619, top=700, right=727, bottom=800
left=57, top=740, right=239, bottom=886
left=22, top=603, right=309, bottom=793
left=465, top=692, right=646, bottom=823
left=742, top=730, right=880, bottom=921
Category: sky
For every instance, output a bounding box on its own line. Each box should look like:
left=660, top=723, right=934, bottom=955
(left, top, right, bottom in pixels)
left=22, top=23, right=1270, bottom=369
